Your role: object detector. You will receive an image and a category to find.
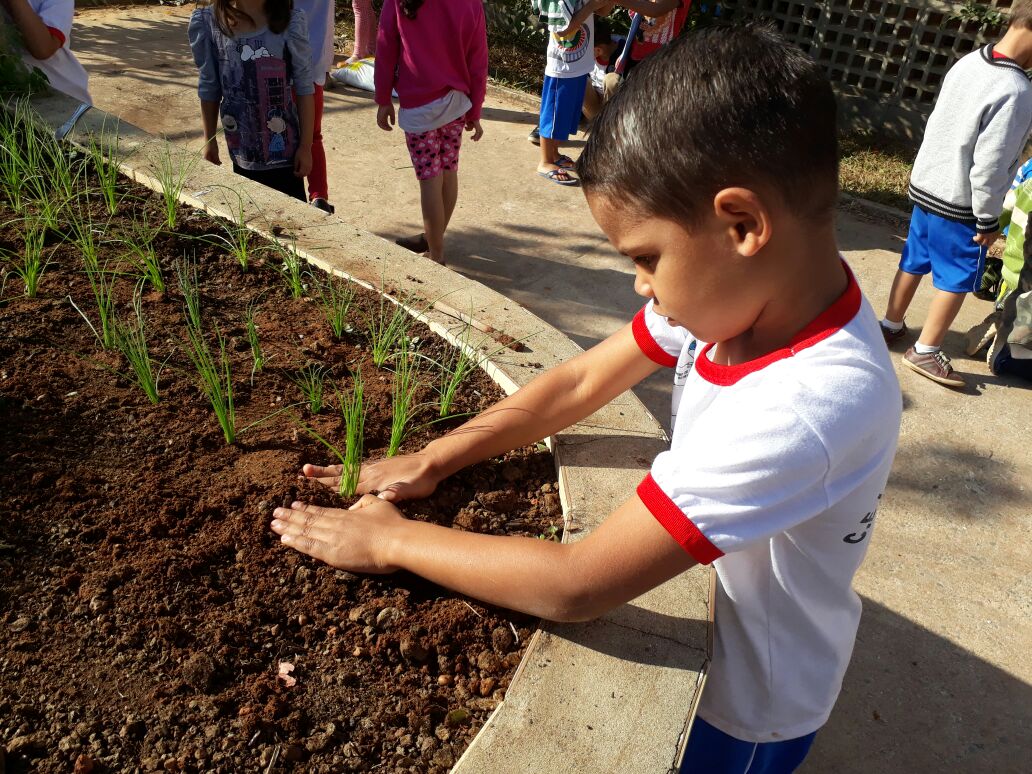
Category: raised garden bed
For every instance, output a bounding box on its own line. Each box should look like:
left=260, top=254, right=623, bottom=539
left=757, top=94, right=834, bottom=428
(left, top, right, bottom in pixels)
left=0, top=105, right=560, bottom=774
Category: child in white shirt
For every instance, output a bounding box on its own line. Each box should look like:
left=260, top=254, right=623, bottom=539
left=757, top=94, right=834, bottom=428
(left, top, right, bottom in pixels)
left=1, top=0, right=91, bottom=104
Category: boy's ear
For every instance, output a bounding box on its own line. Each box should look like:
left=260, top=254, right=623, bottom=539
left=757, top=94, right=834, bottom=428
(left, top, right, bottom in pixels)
left=712, top=187, right=772, bottom=257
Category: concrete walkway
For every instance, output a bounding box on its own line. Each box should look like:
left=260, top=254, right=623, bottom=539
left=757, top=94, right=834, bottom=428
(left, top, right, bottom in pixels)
left=69, top=6, right=1031, bottom=772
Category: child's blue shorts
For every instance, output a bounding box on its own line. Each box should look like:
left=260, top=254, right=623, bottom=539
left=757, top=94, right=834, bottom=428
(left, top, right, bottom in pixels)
left=679, top=717, right=817, bottom=774
left=899, top=204, right=988, bottom=293
left=539, top=74, right=588, bottom=142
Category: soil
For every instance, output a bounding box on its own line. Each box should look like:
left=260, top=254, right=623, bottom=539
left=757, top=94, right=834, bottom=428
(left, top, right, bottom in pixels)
left=0, top=153, right=561, bottom=772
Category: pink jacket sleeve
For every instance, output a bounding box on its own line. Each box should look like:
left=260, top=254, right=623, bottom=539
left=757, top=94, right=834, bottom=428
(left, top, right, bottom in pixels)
left=465, top=2, right=488, bottom=122
left=373, top=0, right=399, bottom=107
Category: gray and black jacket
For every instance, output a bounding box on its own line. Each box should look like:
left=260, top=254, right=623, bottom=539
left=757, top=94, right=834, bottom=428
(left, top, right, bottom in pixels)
left=909, top=45, right=1032, bottom=233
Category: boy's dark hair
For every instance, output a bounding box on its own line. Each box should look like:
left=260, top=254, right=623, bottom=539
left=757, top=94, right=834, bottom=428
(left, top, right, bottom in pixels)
left=595, top=17, right=613, bottom=43
left=1009, top=0, right=1032, bottom=30
left=577, top=24, right=839, bottom=227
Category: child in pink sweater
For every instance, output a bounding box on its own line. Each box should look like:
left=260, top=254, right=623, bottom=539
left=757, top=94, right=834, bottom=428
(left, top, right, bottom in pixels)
left=373, top=0, right=488, bottom=265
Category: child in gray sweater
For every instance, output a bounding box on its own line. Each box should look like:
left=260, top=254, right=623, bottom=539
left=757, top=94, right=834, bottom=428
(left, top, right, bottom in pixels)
left=881, top=1, right=1032, bottom=389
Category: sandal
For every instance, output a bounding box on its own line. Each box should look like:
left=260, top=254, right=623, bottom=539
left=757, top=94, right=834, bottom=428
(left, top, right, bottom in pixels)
left=555, top=154, right=576, bottom=170
left=396, top=233, right=429, bottom=253
left=538, top=168, right=579, bottom=186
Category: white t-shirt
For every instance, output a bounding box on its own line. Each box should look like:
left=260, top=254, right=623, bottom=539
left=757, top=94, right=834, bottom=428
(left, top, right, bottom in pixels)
left=545, top=16, right=595, bottom=79
left=632, top=263, right=902, bottom=742
left=398, top=89, right=471, bottom=134
left=294, top=0, right=334, bottom=85
left=5, top=0, right=91, bottom=105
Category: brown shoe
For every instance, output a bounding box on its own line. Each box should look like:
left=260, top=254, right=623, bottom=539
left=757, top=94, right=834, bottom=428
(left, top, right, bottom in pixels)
left=902, top=347, right=965, bottom=388
left=880, top=320, right=907, bottom=344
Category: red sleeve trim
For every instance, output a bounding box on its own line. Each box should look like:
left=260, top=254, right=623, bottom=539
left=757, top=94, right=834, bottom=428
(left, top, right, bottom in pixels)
left=47, top=27, right=66, bottom=47
left=637, top=473, right=723, bottom=565
left=632, top=307, right=678, bottom=368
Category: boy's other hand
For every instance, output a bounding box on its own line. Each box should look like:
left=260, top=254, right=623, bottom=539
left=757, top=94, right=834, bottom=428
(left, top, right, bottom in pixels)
left=377, top=104, right=395, bottom=132
left=301, top=451, right=442, bottom=502
left=270, top=496, right=404, bottom=573
left=294, top=145, right=313, bottom=177
left=465, top=120, right=484, bottom=142
left=202, top=143, right=221, bottom=166
left=973, top=230, right=1000, bottom=248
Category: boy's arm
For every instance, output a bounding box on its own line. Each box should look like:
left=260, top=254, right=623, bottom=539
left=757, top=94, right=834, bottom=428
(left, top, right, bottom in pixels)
left=970, top=101, right=1032, bottom=236
left=272, top=490, right=696, bottom=622
left=557, top=0, right=679, bottom=37
left=334, top=321, right=665, bottom=500
left=3, top=0, right=64, bottom=60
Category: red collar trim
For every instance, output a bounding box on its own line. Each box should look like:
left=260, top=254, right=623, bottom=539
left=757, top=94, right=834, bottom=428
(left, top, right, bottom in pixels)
left=694, top=262, right=861, bottom=387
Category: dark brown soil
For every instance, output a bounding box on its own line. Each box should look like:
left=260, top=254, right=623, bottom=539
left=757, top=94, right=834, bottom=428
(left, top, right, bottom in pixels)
left=0, top=156, right=560, bottom=772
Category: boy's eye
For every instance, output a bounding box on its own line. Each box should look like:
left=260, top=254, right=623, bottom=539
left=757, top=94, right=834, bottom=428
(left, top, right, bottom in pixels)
left=633, top=255, right=657, bottom=269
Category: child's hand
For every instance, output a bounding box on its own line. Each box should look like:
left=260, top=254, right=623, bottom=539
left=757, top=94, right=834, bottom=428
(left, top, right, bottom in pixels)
left=270, top=496, right=405, bottom=573
left=465, top=120, right=484, bottom=142
left=202, top=142, right=221, bottom=166
left=294, top=145, right=313, bottom=178
left=302, top=451, right=443, bottom=503
left=377, top=104, right=395, bottom=132
left=973, top=230, right=1000, bottom=248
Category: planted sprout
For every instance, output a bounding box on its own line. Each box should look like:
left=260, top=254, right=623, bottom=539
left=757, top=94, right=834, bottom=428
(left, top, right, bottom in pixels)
left=185, top=322, right=236, bottom=444
left=2, top=219, right=52, bottom=298
left=123, top=216, right=164, bottom=294
left=0, top=100, right=28, bottom=213
left=114, top=287, right=161, bottom=404
left=438, top=330, right=484, bottom=417
left=272, top=238, right=305, bottom=299
left=365, top=293, right=412, bottom=368
left=290, top=363, right=328, bottom=414
left=316, top=274, right=354, bottom=339
left=388, top=337, right=421, bottom=457
left=175, top=257, right=202, bottom=333
left=153, top=141, right=200, bottom=230
left=86, top=124, right=122, bottom=216
left=244, top=296, right=265, bottom=377
left=301, top=371, right=365, bottom=497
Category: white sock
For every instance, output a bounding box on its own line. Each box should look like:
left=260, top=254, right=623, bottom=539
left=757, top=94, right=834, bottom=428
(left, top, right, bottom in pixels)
left=914, top=342, right=939, bottom=354
left=881, top=318, right=904, bottom=332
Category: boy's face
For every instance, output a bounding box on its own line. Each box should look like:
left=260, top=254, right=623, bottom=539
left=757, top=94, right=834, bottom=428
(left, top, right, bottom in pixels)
left=586, top=193, right=771, bottom=344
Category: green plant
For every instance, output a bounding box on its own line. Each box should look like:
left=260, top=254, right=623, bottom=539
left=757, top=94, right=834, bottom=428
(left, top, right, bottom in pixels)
left=185, top=322, right=236, bottom=444
left=114, top=287, right=161, bottom=404
left=316, top=274, right=355, bottom=339
left=365, top=294, right=413, bottom=368
left=2, top=219, right=52, bottom=298
left=123, top=216, right=164, bottom=293
left=86, top=126, right=123, bottom=217
left=153, top=141, right=199, bottom=230
left=272, top=238, right=306, bottom=299
left=290, top=363, right=329, bottom=414
left=950, top=1, right=1007, bottom=29
left=0, top=101, right=29, bottom=213
left=437, top=330, right=484, bottom=418
left=202, top=187, right=256, bottom=271
left=244, top=296, right=265, bottom=378
left=301, top=371, right=365, bottom=497
left=387, top=337, right=421, bottom=457
left=175, top=257, right=202, bottom=333
left=536, top=524, right=560, bottom=542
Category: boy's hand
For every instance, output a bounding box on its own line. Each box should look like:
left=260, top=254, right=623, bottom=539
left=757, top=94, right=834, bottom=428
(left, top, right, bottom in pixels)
left=202, top=142, right=221, bottom=166
left=377, top=104, right=395, bottom=132
left=302, top=451, right=443, bottom=502
left=294, top=144, right=313, bottom=177
left=270, top=496, right=404, bottom=573
left=973, top=230, right=1000, bottom=248
left=465, top=119, right=484, bottom=142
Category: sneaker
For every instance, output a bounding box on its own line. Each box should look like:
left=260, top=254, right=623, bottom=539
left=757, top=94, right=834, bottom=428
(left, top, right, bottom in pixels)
left=964, top=313, right=998, bottom=356
left=310, top=198, right=335, bottom=214
left=902, top=347, right=966, bottom=388
left=986, top=333, right=1008, bottom=375
left=528, top=127, right=541, bottom=145
left=880, top=320, right=907, bottom=344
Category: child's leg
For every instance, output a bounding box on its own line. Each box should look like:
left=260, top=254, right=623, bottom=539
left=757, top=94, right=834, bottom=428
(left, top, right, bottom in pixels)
left=353, top=0, right=377, bottom=59
left=884, top=269, right=923, bottom=323
left=307, top=83, right=329, bottom=202
left=582, top=85, right=603, bottom=121
left=443, top=168, right=459, bottom=230
left=679, top=716, right=816, bottom=774
left=916, top=290, right=967, bottom=348
left=884, top=206, right=932, bottom=325
left=419, top=175, right=447, bottom=264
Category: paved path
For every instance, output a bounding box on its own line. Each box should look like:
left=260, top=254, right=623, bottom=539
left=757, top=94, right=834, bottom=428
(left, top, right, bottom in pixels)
left=69, top=6, right=1032, bottom=772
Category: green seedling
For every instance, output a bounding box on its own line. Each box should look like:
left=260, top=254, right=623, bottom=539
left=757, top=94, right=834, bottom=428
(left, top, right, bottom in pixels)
left=0, top=102, right=28, bottom=213
left=185, top=322, right=236, bottom=444
left=365, top=293, right=413, bottom=368
left=200, top=187, right=256, bottom=271
left=244, top=296, right=265, bottom=379
left=175, top=257, right=202, bottom=333
left=437, top=330, right=484, bottom=417
left=536, top=524, right=561, bottom=542
left=316, top=274, right=354, bottom=340
left=86, top=125, right=122, bottom=216
left=271, top=238, right=305, bottom=299
left=2, top=220, right=52, bottom=298
left=387, top=337, right=421, bottom=457
left=153, top=141, right=200, bottom=230
left=290, top=363, right=328, bottom=414
left=301, top=371, right=365, bottom=497
left=113, top=287, right=162, bottom=404
left=123, top=216, right=164, bottom=294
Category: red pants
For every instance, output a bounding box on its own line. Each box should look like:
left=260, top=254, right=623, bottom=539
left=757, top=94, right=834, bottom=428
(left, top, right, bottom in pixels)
left=307, top=83, right=328, bottom=201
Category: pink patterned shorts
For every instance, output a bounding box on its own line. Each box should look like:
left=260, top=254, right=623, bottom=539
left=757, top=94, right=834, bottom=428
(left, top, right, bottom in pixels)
left=404, top=117, right=464, bottom=181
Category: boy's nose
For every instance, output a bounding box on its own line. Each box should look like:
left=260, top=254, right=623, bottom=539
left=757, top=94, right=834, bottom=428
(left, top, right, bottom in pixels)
left=634, top=271, right=654, bottom=300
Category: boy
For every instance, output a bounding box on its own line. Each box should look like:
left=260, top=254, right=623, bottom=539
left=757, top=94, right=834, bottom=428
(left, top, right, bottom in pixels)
left=581, top=16, right=623, bottom=121
left=881, top=2, right=1032, bottom=388
left=1, top=0, right=91, bottom=105
left=271, top=26, right=902, bottom=771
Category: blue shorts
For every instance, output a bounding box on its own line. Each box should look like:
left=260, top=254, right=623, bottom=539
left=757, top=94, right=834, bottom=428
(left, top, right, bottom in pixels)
left=899, top=205, right=988, bottom=293
left=679, top=717, right=817, bottom=774
left=539, top=74, right=588, bottom=142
